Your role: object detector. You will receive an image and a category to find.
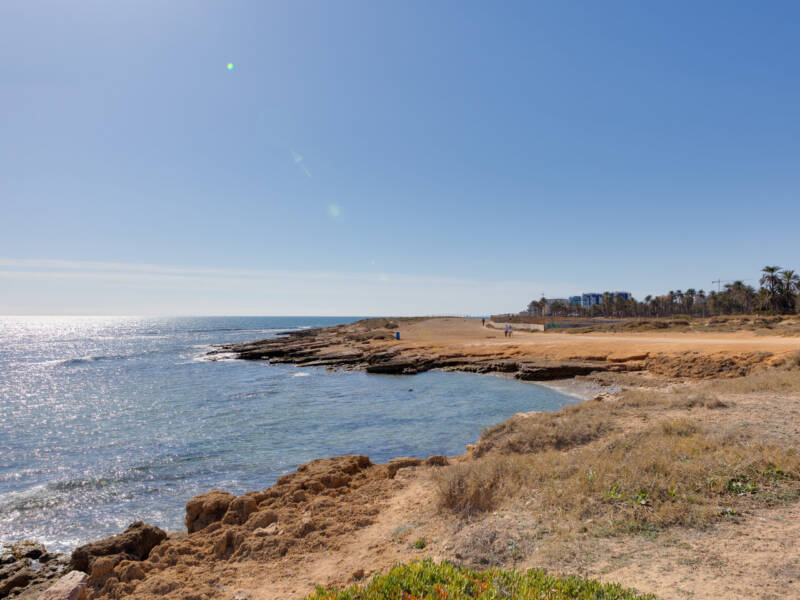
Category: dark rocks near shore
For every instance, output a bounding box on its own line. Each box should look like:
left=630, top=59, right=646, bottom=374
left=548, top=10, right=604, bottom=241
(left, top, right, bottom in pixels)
left=0, top=542, right=69, bottom=599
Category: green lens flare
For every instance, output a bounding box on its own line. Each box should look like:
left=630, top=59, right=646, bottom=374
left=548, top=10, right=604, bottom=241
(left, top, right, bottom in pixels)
left=227, top=63, right=235, bottom=71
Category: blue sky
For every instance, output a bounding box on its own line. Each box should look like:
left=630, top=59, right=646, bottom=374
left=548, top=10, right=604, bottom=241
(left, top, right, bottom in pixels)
left=2, top=1, right=799, bottom=315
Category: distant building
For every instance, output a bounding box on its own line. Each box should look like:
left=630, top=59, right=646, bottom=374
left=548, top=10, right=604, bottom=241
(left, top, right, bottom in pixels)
left=582, top=293, right=602, bottom=308
left=568, top=296, right=582, bottom=306
left=580, top=291, right=632, bottom=308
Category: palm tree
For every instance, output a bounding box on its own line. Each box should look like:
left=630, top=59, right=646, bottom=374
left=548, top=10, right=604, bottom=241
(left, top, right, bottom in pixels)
left=781, top=269, right=799, bottom=313
left=685, top=288, right=696, bottom=316
left=760, top=266, right=782, bottom=313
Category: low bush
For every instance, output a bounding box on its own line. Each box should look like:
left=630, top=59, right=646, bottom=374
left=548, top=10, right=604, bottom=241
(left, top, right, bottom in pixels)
left=305, top=559, right=655, bottom=600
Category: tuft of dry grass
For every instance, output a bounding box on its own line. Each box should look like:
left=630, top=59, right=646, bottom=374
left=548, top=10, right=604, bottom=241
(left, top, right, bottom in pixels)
left=436, top=419, right=800, bottom=531
left=617, top=389, right=729, bottom=410
left=473, top=402, right=612, bottom=457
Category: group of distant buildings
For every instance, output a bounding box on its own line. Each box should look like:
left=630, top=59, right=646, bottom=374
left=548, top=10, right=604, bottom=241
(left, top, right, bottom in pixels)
left=535, top=291, right=632, bottom=314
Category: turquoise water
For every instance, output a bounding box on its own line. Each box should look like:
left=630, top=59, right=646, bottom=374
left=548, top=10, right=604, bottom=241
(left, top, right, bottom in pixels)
left=0, top=316, right=576, bottom=552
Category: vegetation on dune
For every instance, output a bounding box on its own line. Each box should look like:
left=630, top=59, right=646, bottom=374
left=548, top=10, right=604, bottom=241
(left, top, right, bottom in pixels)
left=436, top=408, right=800, bottom=529
left=306, top=560, right=655, bottom=600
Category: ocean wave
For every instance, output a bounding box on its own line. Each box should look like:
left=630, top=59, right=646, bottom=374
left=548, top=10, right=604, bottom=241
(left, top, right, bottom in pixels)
left=42, top=349, right=164, bottom=367
left=48, top=355, right=121, bottom=367
left=0, top=464, right=197, bottom=514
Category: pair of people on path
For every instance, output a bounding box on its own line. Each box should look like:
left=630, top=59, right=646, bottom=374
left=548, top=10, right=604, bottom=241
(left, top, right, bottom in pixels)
left=504, top=324, right=513, bottom=337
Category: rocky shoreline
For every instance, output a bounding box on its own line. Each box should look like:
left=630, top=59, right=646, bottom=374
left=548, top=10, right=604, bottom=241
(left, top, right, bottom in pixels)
left=3, top=453, right=452, bottom=600
left=208, top=321, right=637, bottom=381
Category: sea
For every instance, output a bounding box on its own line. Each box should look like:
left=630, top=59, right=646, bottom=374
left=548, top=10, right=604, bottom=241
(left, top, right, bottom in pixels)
left=0, top=316, right=577, bottom=552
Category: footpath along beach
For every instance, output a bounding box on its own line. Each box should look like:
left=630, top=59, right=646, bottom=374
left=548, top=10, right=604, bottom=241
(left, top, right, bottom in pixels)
left=7, top=316, right=800, bottom=600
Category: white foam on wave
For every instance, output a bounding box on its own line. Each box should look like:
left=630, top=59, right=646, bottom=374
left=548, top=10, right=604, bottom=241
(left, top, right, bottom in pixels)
left=292, top=372, right=311, bottom=377
left=0, top=483, right=50, bottom=513
left=195, top=352, right=238, bottom=363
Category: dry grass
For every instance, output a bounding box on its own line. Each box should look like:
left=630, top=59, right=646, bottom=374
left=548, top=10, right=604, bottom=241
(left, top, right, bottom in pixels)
left=701, top=362, right=800, bottom=394
left=473, top=402, right=613, bottom=457
left=564, top=314, right=800, bottom=335
left=436, top=418, right=800, bottom=532
left=616, top=389, right=730, bottom=410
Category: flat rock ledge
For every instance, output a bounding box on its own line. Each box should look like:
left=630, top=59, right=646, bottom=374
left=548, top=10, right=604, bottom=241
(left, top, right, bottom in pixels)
left=39, top=571, right=87, bottom=600
left=209, top=325, right=631, bottom=381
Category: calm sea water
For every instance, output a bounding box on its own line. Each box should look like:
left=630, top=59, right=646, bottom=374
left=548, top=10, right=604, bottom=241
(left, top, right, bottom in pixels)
left=0, top=316, right=576, bottom=552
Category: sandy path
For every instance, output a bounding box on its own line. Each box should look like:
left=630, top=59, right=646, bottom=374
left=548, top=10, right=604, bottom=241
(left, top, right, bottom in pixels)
left=394, top=318, right=800, bottom=360
left=592, top=503, right=800, bottom=599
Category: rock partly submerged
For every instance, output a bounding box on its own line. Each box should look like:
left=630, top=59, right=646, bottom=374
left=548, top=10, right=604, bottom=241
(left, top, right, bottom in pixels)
left=0, top=541, right=70, bottom=599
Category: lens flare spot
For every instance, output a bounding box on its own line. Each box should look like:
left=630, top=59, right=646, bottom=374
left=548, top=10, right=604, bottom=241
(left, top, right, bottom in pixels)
left=227, top=63, right=235, bottom=71
left=327, top=204, right=342, bottom=219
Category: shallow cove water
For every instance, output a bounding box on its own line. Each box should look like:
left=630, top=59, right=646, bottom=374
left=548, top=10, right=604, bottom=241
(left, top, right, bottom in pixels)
left=0, top=316, right=577, bottom=552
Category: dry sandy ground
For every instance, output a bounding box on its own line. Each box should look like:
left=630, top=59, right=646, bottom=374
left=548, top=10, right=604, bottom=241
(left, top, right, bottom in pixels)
left=394, top=317, right=800, bottom=362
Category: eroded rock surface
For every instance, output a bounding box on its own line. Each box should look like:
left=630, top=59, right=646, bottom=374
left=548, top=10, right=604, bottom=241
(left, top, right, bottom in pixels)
left=86, top=454, right=416, bottom=599
left=70, top=521, right=166, bottom=593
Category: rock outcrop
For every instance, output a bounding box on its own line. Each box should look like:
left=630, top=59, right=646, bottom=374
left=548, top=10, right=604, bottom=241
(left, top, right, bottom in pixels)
left=85, top=453, right=432, bottom=599
left=185, top=490, right=236, bottom=533
left=70, top=521, right=166, bottom=591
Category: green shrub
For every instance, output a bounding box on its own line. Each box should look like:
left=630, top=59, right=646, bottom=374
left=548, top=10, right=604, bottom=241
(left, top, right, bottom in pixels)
left=305, top=559, right=655, bottom=600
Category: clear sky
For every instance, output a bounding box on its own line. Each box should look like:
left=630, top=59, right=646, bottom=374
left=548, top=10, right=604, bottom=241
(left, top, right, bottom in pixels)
left=2, top=1, right=799, bottom=315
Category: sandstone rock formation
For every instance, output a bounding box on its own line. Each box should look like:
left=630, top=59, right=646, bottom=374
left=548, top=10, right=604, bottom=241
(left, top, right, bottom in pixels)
left=69, top=521, right=166, bottom=592
left=185, top=490, right=236, bottom=533
left=86, top=454, right=423, bottom=599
